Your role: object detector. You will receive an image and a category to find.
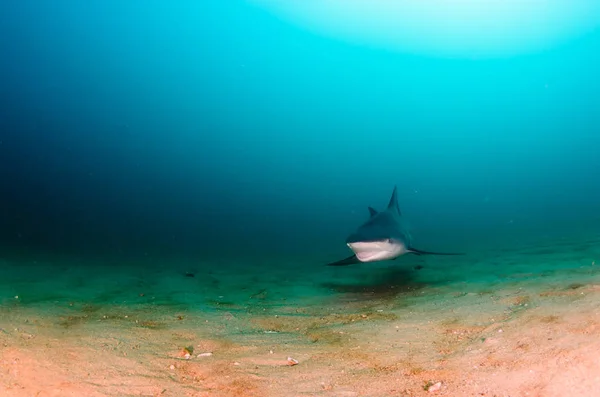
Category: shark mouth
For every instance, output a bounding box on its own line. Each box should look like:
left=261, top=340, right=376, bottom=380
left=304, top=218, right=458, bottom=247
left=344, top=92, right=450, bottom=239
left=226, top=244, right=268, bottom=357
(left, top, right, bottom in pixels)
left=347, top=241, right=398, bottom=262
left=355, top=251, right=381, bottom=262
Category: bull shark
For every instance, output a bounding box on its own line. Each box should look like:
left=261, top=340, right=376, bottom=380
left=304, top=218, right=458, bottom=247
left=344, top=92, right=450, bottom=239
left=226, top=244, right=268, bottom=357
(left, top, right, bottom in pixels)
left=326, top=186, right=463, bottom=266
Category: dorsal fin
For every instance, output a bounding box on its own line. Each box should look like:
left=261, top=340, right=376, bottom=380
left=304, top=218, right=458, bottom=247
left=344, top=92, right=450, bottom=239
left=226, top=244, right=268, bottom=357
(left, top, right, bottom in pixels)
left=368, top=207, right=378, bottom=218
left=387, top=185, right=401, bottom=216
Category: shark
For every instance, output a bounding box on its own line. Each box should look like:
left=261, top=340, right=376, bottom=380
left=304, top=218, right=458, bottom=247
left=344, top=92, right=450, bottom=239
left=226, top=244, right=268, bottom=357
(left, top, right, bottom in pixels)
left=326, top=186, right=464, bottom=266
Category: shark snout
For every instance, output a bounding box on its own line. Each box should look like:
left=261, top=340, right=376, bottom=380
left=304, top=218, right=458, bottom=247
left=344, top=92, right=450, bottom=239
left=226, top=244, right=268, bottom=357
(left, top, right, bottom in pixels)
left=346, top=233, right=390, bottom=244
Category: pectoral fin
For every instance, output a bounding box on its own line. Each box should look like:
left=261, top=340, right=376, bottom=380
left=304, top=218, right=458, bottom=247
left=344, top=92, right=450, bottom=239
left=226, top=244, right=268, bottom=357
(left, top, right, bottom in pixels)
left=408, top=247, right=465, bottom=256
left=325, top=254, right=361, bottom=266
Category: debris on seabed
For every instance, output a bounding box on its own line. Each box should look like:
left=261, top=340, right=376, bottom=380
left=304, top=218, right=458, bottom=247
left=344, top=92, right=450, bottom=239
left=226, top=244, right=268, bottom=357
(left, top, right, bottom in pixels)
left=287, top=357, right=299, bottom=366
left=178, top=346, right=194, bottom=360
left=427, top=381, right=442, bottom=393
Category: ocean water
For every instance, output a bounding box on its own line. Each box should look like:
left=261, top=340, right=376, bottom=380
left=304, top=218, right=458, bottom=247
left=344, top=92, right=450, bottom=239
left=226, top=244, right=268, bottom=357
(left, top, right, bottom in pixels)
left=2, top=1, right=600, bottom=396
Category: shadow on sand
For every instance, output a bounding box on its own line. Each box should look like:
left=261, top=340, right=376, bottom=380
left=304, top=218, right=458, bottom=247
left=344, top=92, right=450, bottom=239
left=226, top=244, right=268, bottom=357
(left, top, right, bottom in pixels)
left=322, top=266, right=428, bottom=300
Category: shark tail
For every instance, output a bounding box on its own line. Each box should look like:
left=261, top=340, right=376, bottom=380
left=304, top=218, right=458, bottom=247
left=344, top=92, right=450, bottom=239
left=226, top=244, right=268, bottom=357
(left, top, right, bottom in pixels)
left=408, top=247, right=465, bottom=256
left=325, top=255, right=361, bottom=266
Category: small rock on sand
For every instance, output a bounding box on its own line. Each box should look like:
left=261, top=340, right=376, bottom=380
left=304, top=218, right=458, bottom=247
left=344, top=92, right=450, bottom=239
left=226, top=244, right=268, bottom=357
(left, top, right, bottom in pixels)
left=428, top=381, right=442, bottom=393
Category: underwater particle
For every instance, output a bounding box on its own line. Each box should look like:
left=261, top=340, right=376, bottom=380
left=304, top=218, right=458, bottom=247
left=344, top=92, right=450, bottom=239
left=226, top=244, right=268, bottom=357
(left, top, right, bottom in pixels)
left=287, top=357, right=299, bottom=366
left=414, top=265, right=424, bottom=270
left=250, top=288, right=268, bottom=299
left=184, top=272, right=195, bottom=278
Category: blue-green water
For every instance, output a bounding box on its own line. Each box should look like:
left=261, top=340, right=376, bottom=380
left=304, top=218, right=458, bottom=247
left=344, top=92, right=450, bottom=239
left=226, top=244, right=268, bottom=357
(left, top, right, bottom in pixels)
left=2, top=1, right=600, bottom=267
left=1, top=4, right=600, bottom=394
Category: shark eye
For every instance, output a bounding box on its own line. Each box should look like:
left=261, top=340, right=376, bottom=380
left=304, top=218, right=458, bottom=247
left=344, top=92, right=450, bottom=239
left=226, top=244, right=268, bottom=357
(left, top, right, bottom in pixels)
left=387, top=238, right=394, bottom=244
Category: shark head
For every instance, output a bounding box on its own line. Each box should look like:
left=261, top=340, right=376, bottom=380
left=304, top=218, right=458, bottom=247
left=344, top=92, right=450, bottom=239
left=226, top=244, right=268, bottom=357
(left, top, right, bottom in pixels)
left=346, top=237, right=406, bottom=262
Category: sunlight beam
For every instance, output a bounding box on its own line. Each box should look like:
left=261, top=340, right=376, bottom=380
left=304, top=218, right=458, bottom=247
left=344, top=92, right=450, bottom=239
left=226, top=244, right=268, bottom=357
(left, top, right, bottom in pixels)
left=252, top=0, right=600, bottom=57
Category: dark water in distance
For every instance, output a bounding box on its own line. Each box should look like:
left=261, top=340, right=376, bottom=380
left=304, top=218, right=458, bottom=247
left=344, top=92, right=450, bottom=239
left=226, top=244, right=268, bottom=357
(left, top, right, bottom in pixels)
left=1, top=1, right=600, bottom=268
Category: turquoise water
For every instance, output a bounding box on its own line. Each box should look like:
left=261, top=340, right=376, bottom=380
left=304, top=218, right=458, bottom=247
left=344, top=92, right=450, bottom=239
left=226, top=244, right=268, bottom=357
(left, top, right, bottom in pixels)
left=1, top=1, right=600, bottom=267
left=1, top=3, right=600, bottom=394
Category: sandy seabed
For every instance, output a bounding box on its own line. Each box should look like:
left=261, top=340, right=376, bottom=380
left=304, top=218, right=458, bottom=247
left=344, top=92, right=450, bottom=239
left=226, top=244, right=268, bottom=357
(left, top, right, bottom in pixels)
left=2, top=237, right=600, bottom=396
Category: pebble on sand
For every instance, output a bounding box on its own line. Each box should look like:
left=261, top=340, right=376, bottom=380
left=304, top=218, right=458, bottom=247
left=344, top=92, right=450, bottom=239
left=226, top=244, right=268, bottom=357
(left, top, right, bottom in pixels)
left=427, top=381, right=442, bottom=393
